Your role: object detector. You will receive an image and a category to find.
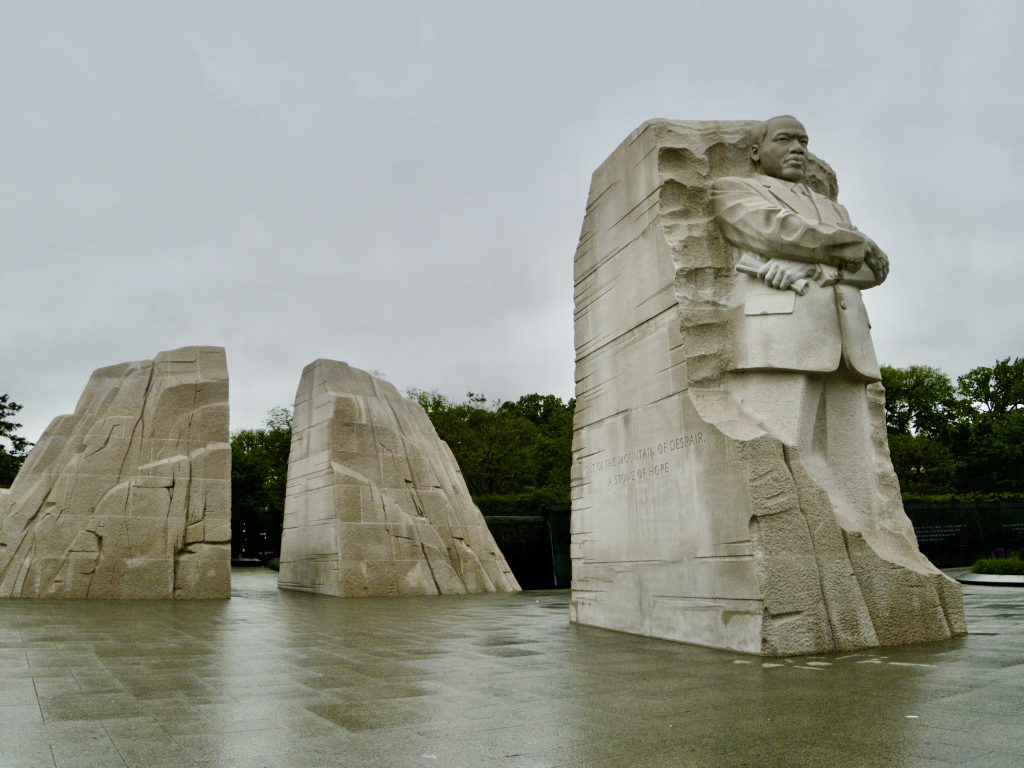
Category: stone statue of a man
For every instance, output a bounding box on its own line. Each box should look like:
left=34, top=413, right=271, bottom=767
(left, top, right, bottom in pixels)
left=712, top=115, right=904, bottom=559
left=570, top=115, right=964, bottom=655
left=713, top=115, right=889, bottom=382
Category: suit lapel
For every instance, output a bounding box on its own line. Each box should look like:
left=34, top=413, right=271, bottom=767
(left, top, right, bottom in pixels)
left=816, top=197, right=846, bottom=226
left=755, top=174, right=851, bottom=225
left=757, top=175, right=819, bottom=220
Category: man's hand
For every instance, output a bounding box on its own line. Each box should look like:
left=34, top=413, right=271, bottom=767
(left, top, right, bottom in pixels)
left=865, top=244, right=889, bottom=285
left=757, top=258, right=820, bottom=291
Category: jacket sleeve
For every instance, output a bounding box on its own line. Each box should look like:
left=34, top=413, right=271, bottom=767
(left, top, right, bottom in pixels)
left=711, top=176, right=872, bottom=268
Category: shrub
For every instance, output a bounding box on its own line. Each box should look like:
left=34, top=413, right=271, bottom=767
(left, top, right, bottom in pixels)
left=971, top=553, right=1024, bottom=575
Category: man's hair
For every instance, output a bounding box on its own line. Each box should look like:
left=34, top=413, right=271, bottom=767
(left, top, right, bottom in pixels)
left=750, top=114, right=800, bottom=151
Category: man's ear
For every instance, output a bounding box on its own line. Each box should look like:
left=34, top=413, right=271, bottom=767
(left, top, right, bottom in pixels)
left=750, top=144, right=760, bottom=164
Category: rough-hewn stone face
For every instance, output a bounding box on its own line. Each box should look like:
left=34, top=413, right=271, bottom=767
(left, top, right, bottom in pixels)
left=0, top=347, right=231, bottom=599
left=278, top=360, right=519, bottom=596
left=570, top=120, right=965, bottom=655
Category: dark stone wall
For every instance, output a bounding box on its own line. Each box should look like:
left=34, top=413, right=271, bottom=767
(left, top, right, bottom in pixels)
left=484, top=505, right=571, bottom=589
left=904, top=501, right=1024, bottom=567
left=488, top=501, right=1024, bottom=582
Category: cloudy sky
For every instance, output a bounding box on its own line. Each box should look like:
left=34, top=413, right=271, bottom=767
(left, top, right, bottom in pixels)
left=3, top=0, right=1021, bottom=443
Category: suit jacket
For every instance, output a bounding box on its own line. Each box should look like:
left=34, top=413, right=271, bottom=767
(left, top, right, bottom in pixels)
left=711, top=174, right=882, bottom=382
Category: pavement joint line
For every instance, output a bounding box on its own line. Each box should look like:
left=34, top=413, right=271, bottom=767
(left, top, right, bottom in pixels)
left=1, top=568, right=1022, bottom=766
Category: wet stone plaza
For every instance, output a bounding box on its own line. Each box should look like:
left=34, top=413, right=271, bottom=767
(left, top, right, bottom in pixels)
left=0, top=568, right=1022, bottom=768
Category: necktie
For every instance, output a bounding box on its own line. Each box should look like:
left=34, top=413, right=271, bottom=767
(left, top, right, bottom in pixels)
left=794, top=183, right=822, bottom=221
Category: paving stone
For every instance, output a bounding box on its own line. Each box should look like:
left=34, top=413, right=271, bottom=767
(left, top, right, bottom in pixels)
left=0, top=569, right=1018, bottom=766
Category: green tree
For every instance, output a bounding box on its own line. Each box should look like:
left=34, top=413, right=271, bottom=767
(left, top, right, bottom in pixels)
left=957, top=357, right=1024, bottom=416
left=954, top=358, right=1024, bottom=493
left=881, top=357, right=1024, bottom=495
left=408, top=389, right=575, bottom=502
left=885, top=433, right=957, bottom=495
left=231, top=407, right=292, bottom=559
left=879, top=364, right=960, bottom=439
left=408, top=390, right=534, bottom=495
left=497, top=394, right=574, bottom=492
left=227, top=391, right=575, bottom=555
left=880, top=366, right=961, bottom=494
left=0, top=394, right=32, bottom=488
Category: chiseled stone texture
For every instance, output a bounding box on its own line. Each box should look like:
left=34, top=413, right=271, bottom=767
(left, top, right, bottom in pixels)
left=571, top=121, right=965, bottom=655
left=0, top=347, right=231, bottom=599
left=278, top=359, right=519, bottom=597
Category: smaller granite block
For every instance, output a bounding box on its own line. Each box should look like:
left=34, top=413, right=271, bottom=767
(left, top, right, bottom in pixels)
left=278, top=359, right=519, bottom=596
left=0, top=347, right=231, bottom=599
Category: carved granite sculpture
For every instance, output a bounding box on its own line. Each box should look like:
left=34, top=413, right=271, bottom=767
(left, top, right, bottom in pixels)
left=570, top=117, right=965, bottom=655
left=278, top=359, right=519, bottom=596
left=0, top=347, right=230, bottom=599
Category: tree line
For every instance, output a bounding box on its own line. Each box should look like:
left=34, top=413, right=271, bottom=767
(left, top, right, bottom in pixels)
left=2, top=356, right=1020, bottom=556
left=881, top=357, right=1023, bottom=496
left=406, top=390, right=574, bottom=514
left=0, top=395, right=31, bottom=488
left=226, top=391, right=574, bottom=558
left=230, top=407, right=292, bottom=559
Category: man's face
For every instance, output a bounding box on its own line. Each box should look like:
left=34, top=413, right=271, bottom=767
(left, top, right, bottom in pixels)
left=752, top=117, right=808, bottom=182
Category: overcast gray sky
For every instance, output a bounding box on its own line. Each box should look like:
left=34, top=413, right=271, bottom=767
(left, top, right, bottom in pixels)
left=3, top=0, right=1022, bottom=443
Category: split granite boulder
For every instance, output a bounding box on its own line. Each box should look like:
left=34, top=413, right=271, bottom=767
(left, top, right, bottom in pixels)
left=0, top=346, right=231, bottom=598
left=278, top=359, right=519, bottom=596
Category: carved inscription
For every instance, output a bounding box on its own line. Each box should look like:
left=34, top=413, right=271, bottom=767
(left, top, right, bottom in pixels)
left=581, top=432, right=705, bottom=486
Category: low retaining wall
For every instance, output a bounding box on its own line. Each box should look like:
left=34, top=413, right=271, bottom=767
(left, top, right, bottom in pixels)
left=901, top=501, right=1023, bottom=567
left=483, top=505, right=571, bottom=589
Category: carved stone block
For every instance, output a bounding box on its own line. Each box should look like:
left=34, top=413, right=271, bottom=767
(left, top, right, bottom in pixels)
left=278, top=359, right=519, bottom=596
left=0, top=347, right=231, bottom=599
left=570, top=120, right=965, bottom=655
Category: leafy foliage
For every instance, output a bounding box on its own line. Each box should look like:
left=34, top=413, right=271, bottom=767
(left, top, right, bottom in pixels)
left=879, top=364, right=960, bottom=439
left=884, top=433, right=957, bottom=495
left=881, top=357, right=1024, bottom=496
left=953, top=359, right=1024, bottom=494
left=227, top=392, right=573, bottom=560
left=222, top=359, right=1021, bottom=558
left=407, top=389, right=574, bottom=502
left=0, top=394, right=32, bottom=488
left=230, top=407, right=292, bottom=559
left=971, top=553, right=1024, bottom=575
left=957, top=358, right=1024, bottom=415
left=473, top=487, right=568, bottom=517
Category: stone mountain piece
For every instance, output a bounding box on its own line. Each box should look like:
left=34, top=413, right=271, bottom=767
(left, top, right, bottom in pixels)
left=0, top=347, right=230, bottom=599
left=570, top=119, right=965, bottom=655
left=278, top=360, right=519, bottom=596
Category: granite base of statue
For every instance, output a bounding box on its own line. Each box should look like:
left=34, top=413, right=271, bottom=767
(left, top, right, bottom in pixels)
left=570, top=118, right=966, bottom=655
